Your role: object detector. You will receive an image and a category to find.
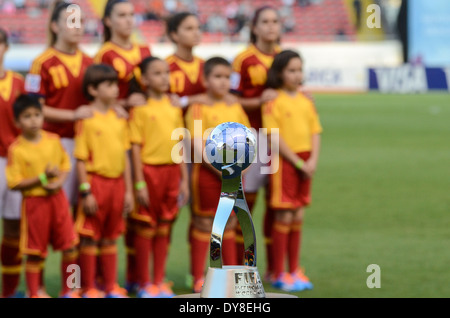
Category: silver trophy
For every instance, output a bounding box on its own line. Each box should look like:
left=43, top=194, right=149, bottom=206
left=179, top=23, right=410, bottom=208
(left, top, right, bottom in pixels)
left=199, top=122, right=265, bottom=298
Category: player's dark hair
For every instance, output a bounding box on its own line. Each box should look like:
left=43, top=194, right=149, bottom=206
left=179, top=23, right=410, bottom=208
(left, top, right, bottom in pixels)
left=102, top=0, right=130, bottom=42
left=204, top=57, right=231, bottom=77
left=127, top=56, right=161, bottom=96
left=82, top=63, right=118, bottom=101
left=13, top=94, right=42, bottom=120
left=48, top=0, right=77, bottom=46
left=250, top=6, right=280, bottom=44
left=165, top=11, right=197, bottom=43
left=139, top=56, right=162, bottom=74
left=0, top=28, right=8, bottom=45
left=266, top=50, right=303, bottom=89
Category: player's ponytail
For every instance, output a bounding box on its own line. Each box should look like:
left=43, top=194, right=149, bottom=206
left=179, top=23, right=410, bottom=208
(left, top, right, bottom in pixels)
left=48, top=0, right=72, bottom=46
left=102, top=0, right=129, bottom=43
left=0, top=28, right=8, bottom=46
left=250, top=6, right=280, bottom=44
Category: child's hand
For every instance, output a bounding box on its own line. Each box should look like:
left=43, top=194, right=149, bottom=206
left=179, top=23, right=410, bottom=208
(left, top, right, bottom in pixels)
left=224, top=93, right=239, bottom=105
left=113, top=105, right=129, bottom=119
left=123, top=191, right=134, bottom=216
left=178, top=181, right=190, bottom=207
left=83, top=194, right=98, bottom=216
left=45, top=165, right=59, bottom=179
left=136, top=187, right=150, bottom=209
left=74, top=105, right=94, bottom=121
left=42, top=179, right=63, bottom=192
left=300, top=159, right=317, bottom=179
left=260, top=89, right=278, bottom=104
left=127, top=93, right=147, bottom=107
left=169, top=94, right=181, bottom=107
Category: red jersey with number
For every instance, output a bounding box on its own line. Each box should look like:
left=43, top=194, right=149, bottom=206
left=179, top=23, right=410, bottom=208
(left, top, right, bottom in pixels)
left=231, top=44, right=281, bottom=130
left=94, top=42, right=151, bottom=100
left=25, top=47, right=93, bottom=138
left=166, top=54, right=205, bottom=97
left=0, top=71, right=25, bottom=157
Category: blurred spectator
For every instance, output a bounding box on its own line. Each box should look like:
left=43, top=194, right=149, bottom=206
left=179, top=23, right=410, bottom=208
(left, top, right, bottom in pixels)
left=297, top=0, right=310, bottom=7
left=234, top=0, right=252, bottom=34
left=353, top=0, right=362, bottom=30
left=143, top=0, right=164, bottom=21
left=179, top=0, right=197, bottom=14
left=9, top=28, right=22, bottom=43
left=206, top=9, right=228, bottom=34
left=38, top=0, right=49, bottom=9
left=282, top=0, right=295, bottom=7
left=2, top=0, right=16, bottom=14
left=14, top=0, right=25, bottom=10
left=280, top=1, right=295, bottom=33
left=164, top=0, right=178, bottom=15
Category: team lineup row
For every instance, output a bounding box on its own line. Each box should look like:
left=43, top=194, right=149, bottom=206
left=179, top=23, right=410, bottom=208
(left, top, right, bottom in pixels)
left=0, top=0, right=321, bottom=298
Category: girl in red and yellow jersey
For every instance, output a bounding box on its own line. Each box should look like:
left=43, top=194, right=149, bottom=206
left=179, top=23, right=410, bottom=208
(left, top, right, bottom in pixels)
left=128, top=56, right=189, bottom=298
left=230, top=5, right=282, bottom=274
left=25, top=0, right=93, bottom=208
left=185, top=57, right=250, bottom=293
left=165, top=12, right=206, bottom=113
left=262, top=50, right=322, bottom=292
left=95, top=0, right=151, bottom=105
left=74, top=64, right=134, bottom=298
left=6, top=95, right=79, bottom=298
left=0, top=28, right=25, bottom=298
left=95, top=0, right=151, bottom=290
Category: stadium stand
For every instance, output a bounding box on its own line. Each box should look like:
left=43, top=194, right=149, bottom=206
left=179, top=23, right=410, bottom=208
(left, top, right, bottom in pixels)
left=0, top=0, right=357, bottom=44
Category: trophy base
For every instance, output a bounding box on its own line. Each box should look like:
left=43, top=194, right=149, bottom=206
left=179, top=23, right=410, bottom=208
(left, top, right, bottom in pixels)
left=199, top=265, right=266, bottom=298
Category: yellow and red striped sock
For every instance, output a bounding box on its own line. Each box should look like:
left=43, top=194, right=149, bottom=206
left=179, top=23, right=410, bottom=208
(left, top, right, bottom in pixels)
left=271, top=220, right=291, bottom=278
left=190, top=227, right=210, bottom=283
left=1, top=237, right=22, bottom=298
left=153, top=223, right=171, bottom=285
left=99, top=244, right=118, bottom=294
left=134, top=227, right=154, bottom=288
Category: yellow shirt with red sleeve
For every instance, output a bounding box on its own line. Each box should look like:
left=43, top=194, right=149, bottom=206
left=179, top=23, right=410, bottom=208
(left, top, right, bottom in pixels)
left=185, top=101, right=250, bottom=217
left=0, top=71, right=25, bottom=157
left=74, top=109, right=130, bottom=178
left=231, top=44, right=281, bottom=130
left=262, top=90, right=323, bottom=153
left=25, top=48, right=93, bottom=139
left=5, top=130, right=71, bottom=197
left=185, top=101, right=251, bottom=141
left=166, top=54, right=205, bottom=97
left=128, top=95, right=184, bottom=165
left=94, top=42, right=151, bottom=100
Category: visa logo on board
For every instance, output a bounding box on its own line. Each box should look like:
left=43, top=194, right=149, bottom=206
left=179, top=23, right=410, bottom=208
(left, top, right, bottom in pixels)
left=369, top=65, right=450, bottom=93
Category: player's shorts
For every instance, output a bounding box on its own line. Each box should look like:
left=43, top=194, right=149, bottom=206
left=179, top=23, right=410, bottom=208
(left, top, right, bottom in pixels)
left=0, top=156, right=22, bottom=220
left=267, top=152, right=312, bottom=211
left=75, top=174, right=125, bottom=241
left=190, top=163, right=221, bottom=218
left=20, top=190, right=78, bottom=257
left=60, top=138, right=78, bottom=207
left=130, top=164, right=181, bottom=225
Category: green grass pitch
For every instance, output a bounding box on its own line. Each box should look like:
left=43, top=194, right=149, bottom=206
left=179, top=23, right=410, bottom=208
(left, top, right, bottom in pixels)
left=1, top=92, right=449, bottom=298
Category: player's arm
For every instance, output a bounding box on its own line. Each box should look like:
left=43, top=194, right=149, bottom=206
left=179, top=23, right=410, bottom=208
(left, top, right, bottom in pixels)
left=271, top=132, right=315, bottom=178
left=123, top=154, right=134, bottom=215
left=302, top=133, right=321, bottom=178
left=235, top=88, right=279, bottom=112
left=178, top=161, right=190, bottom=207
left=9, top=176, right=41, bottom=191
left=42, top=100, right=93, bottom=123
left=76, top=159, right=98, bottom=215
left=131, top=143, right=149, bottom=208
left=42, top=170, right=68, bottom=193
